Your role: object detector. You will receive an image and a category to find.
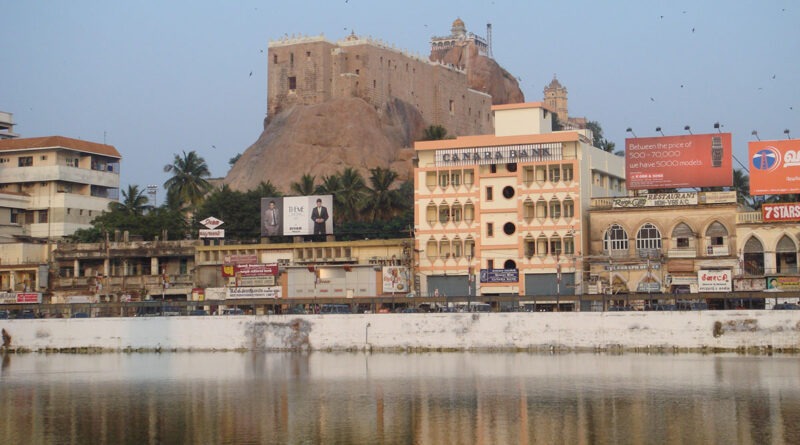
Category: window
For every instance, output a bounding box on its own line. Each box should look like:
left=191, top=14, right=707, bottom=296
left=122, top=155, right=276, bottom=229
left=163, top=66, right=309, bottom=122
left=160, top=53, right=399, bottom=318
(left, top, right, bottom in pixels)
left=706, top=221, right=728, bottom=246
left=504, top=260, right=517, bottom=270
left=290, top=53, right=294, bottom=65
left=452, top=239, right=463, bottom=258
left=549, top=199, right=561, bottom=219
left=489, top=164, right=497, bottom=174
left=550, top=236, right=562, bottom=256
left=451, top=172, right=461, bottom=186
left=306, top=51, right=311, bottom=58
left=38, top=210, right=48, bottom=223
left=438, top=206, right=450, bottom=224
left=564, top=236, right=575, bottom=255
left=535, top=198, right=547, bottom=219
left=523, top=199, right=535, bottom=222
left=485, top=186, right=493, bottom=201
left=506, top=163, right=517, bottom=173
left=604, top=224, right=629, bottom=254
left=548, top=165, right=560, bottom=182
left=487, top=259, right=494, bottom=270
left=273, top=54, right=278, bottom=64
left=525, top=237, right=535, bottom=258
left=487, top=222, right=494, bottom=237
left=463, top=169, right=474, bottom=186
left=537, top=235, right=549, bottom=256
left=288, top=76, right=297, bottom=91
left=563, top=198, right=575, bottom=218
left=562, top=164, right=574, bottom=182
left=672, top=222, right=693, bottom=248
left=503, top=222, right=516, bottom=235
left=449, top=100, right=455, bottom=114
left=355, top=69, right=360, bottom=75
left=452, top=203, right=462, bottom=223
left=502, top=186, right=515, bottom=199
left=439, top=172, right=449, bottom=188
left=18, top=156, right=32, bottom=167
left=636, top=223, right=662, bottom=256
left=40, top=155, right=47, bottom=160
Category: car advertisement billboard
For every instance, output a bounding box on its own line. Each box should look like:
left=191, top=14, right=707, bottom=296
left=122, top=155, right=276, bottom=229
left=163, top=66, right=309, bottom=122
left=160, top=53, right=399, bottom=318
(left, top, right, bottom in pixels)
left=260, top=195, right=334, bottom=237
left=749, top=139, right=800, bottom=195
left=625, top=133, right=732, bottom=190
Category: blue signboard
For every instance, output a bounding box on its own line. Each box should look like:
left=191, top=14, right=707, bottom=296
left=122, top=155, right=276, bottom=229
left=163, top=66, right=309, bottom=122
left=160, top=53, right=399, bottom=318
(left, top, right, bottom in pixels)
left=480, top=269, right=519, bottom=283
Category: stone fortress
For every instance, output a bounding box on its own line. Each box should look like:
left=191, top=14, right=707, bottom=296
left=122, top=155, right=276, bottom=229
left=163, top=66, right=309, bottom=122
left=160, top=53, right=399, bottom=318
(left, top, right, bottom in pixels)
left=224, top=19, right=524, bottom=192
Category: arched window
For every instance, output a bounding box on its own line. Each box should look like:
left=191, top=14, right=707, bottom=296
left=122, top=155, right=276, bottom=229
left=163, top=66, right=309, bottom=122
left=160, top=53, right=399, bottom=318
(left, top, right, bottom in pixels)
left=464, top=237, right=476, bottom=259
left=563, top=197, right=575, bottom=218
left=451, top=201, right=463, bottom=223
left=504, top=259, right=517, bottom=269
left=604, top=224, right=629, bottom=256
left=671, top=222, right=694, bottom=250
left=537, top=234, right=549, bottom=256
left=524, top=234, right=535, bottom=259
left=426, top=239, right=438, bottom=261
left=536, top=198, right=547, bottom=219
left=742, top=237, right=764, bottom=276
left=706, top=221, right=729, bottom=255
left=550, top=234, right=562, bottom=256
left=439, top=237, right=451, bottom=260
left=636, top=223, right=662, bottom=257
left=523, top=198, right=535, bottom=222
left=776, top=235, right=797, bottom=274
left=549, top=198, right=561, bottom=220
left=425, top=202, right=437, bottom=225
left=452, top=237, right=463, bottom=259
left=563, top=235, right=575, bottom=255
left=464, top=201, right=475, bottom=224
left=438, top=203, right=450, bottom=224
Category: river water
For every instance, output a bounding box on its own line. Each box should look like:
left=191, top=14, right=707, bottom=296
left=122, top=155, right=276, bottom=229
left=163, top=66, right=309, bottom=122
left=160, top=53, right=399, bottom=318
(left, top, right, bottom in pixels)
left=1, top=352, right=799, bottom=444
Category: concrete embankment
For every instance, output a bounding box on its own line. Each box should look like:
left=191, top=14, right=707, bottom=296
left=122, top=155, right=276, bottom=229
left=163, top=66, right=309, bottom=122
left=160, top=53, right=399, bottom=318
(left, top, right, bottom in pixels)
left=1, top=310, right=799, bottom=353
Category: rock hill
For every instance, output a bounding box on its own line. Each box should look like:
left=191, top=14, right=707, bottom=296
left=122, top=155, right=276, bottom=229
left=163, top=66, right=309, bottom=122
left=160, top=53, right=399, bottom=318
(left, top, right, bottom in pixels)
left=224, top=42, right=524, bottom=193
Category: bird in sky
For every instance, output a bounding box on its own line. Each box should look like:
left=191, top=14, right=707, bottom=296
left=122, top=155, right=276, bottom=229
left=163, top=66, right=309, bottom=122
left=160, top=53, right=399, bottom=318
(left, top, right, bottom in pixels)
left=249, top=71, right=253, bottom=77
left=650, top=97, right=655, bottom=102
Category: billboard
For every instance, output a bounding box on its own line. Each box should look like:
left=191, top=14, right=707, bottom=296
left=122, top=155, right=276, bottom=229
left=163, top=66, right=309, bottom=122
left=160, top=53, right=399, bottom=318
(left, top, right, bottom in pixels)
left=749, top=139, right=800, bottom=195
left=382, top=266, right=409, bottom=293
left=625, top=133, right=732, bottom=190
left=762, top=203, right=800, bottom=222
left=260, top=195, right=334, bottom=237
left=697, top=269, right=732, bottom=292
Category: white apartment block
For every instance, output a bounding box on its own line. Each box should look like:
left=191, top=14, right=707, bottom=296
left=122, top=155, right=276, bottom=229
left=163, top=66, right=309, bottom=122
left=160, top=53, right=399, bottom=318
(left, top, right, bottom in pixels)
left=0, top=136, right=121, bottom=240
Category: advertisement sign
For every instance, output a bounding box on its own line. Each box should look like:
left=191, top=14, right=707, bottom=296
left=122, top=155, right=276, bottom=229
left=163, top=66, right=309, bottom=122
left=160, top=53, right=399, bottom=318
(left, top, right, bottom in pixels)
left=261, top=195, right=334, bottom=237
left=435, top=143, right=562, bottom=167
left=237, top=276, right=276, bottom=287
left=749, top=139, right=800, bottom=195
left=762, top=203, right=800, bottom=222
left=766, top=276, right=800, bottom=292
left=697, top=269, right=732, bottom=292
left=382, top=266, right=409, bottom=293
left=223, top=254, right=258, bottom=264
left=625, top=133, right=732, bottom=190
left=227, top=286, right=282, bottom=299
left=199, top=229, right=225, bottom=238
left=235, top=263, right=278, bottom=277
left=200, top=216, right=224, bottom=229
left=612, top=192, right=697, bottom=208
left=16, top=292, right=42, bottom=303
left=480, top=269, right=519, bottom=283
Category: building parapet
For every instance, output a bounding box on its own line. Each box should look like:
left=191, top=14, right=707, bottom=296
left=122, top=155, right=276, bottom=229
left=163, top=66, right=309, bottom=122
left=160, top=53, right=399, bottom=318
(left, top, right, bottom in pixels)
left=737, top=211, right=763, bottom=224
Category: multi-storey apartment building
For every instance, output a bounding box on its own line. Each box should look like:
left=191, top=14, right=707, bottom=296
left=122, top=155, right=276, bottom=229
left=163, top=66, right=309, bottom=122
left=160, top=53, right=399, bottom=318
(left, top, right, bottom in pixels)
left=413, top=102, right=626, bottom=301
left=0, top=136, right=121, bottom=239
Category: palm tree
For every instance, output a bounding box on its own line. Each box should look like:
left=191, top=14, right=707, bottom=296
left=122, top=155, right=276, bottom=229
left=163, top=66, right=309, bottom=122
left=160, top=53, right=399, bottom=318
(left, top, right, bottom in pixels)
left=112, top=184, right=149, bottom=215
left=337, top=167, right=367, bottom=223
left=252, top=181, right=282, bottom=198
left=732, top=169, right=754, bottom=208
left=290, top=173, right=317, bottom=196
left=318, top=174, right=342, bottom=196
left=422, top=125, right=448, bottom=141
left=363, top=167, right=403, bottom=222
left=163, top=150, right=212, bottom=211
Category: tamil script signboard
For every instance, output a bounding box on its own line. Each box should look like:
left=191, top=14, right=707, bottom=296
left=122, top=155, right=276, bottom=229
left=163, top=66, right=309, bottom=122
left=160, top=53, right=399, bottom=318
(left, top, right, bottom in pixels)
left=480, top=269, right=519, bottom=283
left=626, top=133, right=732, bottom=190
left=697, top=269, right=732, bottom=292
left=762, top=203, right=800, bottom=222
left=227, top=286, right=282, bottom=299
left=16, top=292, right=42, bottom=303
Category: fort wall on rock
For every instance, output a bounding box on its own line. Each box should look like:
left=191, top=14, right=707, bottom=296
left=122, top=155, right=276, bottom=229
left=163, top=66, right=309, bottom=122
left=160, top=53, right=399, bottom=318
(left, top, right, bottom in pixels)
left=268, top=34, right=494, bottom=137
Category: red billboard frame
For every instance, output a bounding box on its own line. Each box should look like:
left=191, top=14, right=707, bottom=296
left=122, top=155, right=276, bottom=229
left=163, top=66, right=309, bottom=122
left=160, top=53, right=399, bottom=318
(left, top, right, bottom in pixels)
left=625, top=133, right=732, bottom=190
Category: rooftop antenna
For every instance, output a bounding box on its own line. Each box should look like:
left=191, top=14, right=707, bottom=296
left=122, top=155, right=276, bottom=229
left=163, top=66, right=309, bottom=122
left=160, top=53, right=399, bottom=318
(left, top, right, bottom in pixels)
left=486, top=23, right=493, bottom=58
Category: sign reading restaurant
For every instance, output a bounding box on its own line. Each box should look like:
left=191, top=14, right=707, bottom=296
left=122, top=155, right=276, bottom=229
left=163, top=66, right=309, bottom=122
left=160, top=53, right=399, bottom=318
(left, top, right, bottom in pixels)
left=612, top=192, right=698, bottom=208
left=435, top=143, right=562, bottom=166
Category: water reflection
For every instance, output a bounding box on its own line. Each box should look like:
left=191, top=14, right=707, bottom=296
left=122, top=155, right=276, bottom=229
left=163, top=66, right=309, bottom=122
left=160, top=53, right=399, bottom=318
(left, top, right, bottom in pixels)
left=1, top=352, right=799, bottom=444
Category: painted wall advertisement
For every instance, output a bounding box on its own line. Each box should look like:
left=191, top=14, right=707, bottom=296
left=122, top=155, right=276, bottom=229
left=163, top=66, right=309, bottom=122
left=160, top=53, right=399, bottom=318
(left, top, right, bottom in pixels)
left=766, top=276, right=800, bottom=292
left=261, top=195, right=334, bottom=237
left=625, top=133, right=732, bottom=190
left=382, top=266, right=409, bottom=293
left=749, top=139, right=800, bottom=195
left=697, top=269, right=732, bottom=292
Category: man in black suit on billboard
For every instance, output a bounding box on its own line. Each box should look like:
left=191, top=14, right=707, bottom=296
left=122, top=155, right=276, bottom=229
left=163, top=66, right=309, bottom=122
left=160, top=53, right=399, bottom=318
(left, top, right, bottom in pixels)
left=311, top=198, right=329, bottom=235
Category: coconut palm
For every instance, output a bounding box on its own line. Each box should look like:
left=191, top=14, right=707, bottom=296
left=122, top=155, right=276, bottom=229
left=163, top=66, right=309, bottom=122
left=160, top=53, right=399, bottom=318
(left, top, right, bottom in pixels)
left=111, top=184, right=149, bottom=215
left=163, top=150, right=212, bottom=211
left=363, top=167, right=403, bottom=222
left=290, top=173, right=318, bottom=196
left=337, top=167, right=367, bottom=223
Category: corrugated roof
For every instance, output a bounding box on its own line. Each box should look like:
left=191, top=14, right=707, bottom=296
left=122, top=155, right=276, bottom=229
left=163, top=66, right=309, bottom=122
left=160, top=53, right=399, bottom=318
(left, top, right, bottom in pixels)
left=0, top=136, right=121, bottom=158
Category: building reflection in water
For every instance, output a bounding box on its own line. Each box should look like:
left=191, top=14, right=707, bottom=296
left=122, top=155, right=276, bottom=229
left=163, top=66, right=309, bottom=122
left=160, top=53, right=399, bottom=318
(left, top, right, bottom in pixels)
left=1, top=352, right=799, bottom=443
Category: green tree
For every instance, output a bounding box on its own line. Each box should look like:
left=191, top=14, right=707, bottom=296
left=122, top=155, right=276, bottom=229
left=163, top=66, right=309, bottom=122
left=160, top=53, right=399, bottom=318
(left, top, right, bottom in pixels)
left=290, top=173, right=318, bottom=196
left=163, top=150, right=212, bottom=211
left=194, top=185, right=261, bottom=240
left=111, top=185, right=149, bottom=216
left=363, top=167, right=403, bottom=222
left=252, top=181, right=283, bottom=198
left=228, top=153, right=242, bottom=167
left=422, top=125, right=448, bottom=141
left=337, top=167, right=368, bottom=223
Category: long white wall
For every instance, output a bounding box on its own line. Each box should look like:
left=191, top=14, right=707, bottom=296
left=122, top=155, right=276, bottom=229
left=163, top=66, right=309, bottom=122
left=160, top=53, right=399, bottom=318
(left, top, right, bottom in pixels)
left=2, top=311, right=799, bottom=352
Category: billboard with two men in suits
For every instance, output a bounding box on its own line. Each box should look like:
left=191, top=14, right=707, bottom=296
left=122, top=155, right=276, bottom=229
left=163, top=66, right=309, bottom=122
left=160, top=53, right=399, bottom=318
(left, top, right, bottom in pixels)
left=260, top=195, right=334, bottom=237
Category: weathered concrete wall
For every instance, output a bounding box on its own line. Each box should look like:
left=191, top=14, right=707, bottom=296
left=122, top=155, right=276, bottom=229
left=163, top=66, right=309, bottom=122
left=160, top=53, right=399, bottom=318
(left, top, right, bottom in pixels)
left=2, top=311, right=799, bottom=352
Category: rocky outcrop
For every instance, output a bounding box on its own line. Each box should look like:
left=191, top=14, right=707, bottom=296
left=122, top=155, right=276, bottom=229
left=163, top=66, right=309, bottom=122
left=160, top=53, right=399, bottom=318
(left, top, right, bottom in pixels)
left=224, top=97, right=424, bottom=193
left=433, top=43, right=524, bottom=105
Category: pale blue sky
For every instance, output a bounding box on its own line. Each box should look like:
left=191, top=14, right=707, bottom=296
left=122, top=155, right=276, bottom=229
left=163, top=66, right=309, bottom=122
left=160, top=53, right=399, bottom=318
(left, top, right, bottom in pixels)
left=2, top=0, right=797, bottom=195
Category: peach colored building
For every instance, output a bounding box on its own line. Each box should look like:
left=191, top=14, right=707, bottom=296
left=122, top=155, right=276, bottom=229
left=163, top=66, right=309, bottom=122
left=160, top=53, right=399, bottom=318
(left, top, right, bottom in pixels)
left=413, top=102, right=625, bottom=305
